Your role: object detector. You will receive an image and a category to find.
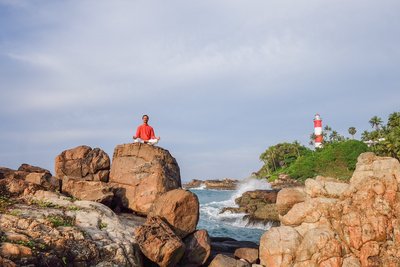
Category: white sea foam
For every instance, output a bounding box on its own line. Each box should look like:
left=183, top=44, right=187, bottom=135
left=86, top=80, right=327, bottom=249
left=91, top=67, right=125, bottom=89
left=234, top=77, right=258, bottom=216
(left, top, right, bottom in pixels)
left=199, top=177, right=273, bottom=231
left=189, top=183, right=206, bottom=190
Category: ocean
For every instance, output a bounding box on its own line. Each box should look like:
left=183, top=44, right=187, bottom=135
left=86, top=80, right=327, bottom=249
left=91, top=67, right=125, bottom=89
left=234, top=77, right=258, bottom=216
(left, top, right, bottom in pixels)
left=189, top=178, right=274, bottom=244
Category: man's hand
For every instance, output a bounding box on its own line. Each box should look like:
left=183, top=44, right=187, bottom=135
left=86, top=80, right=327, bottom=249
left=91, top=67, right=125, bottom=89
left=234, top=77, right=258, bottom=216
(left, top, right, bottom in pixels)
left=133, top=136, right=137, bottom=139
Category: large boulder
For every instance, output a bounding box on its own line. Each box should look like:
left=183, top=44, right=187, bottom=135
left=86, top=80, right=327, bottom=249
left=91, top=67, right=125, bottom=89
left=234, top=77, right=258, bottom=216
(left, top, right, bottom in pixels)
left=109, top=143, right=181, bottom=214
left=148, top=189, right=199, bottom=238
left=208, top=254, right=250, bottom=267
left=62, top=178, right=114, bottom=205
left=276, top=187, right=306, bottom=216
left=234, top=247, right=259, bottom=264
left=259, top=226, right=302, bottom=267
left=55, top=145, right=110, bottom=182
left=180, top=229, right=211, bottom=267
left=134, top=216, right=185, bottom=267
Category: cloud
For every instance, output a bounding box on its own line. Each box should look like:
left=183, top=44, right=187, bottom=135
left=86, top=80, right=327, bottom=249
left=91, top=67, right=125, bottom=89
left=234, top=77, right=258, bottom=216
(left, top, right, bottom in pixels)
left=0, top=0, right=399, bottom=180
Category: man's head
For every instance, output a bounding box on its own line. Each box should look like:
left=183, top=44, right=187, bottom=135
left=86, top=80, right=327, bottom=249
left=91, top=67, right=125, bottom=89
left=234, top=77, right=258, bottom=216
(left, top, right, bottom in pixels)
left=142, top=114, right=149, bottom=124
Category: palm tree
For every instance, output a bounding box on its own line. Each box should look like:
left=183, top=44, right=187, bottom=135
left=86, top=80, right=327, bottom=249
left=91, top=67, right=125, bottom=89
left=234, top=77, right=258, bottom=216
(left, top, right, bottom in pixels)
left=348, top=127, right=357, bottom=139
left=369, top=116, right=383, bottom=131
left=361, top=130, right=370, bottom=141
left=387, top=112, right=400, bottom=129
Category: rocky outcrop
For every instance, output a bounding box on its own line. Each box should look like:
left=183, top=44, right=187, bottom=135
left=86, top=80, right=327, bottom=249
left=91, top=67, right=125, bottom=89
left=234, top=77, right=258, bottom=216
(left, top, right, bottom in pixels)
left=208, top=254, right=250, bottom=267
left=259, top=153, right=400, bottom=267
left=62, top=178, right=114, bottom=205
left=234, top=247, right=259, bottom=264
left=275, top=187, right=306, bottom=216
left=55, top=145, right=110, bottom=182
left=0, top=164, right=60, bottom=191
left=148, top=189, right=199, bottom=238
left=134, top=216, right=185, bottom=267
left=109, top=143, right=181, bottom=214
left=204, top=178, right=239, bottom=190
left=0, top=183, right=143, bottom=266
left=221, top=190, right=280, bottom=223
left=182, top=179, right=203, bottom=189
left=269, top=174, right=303, bottom=189
left=180, top=229, right=211, bottom=267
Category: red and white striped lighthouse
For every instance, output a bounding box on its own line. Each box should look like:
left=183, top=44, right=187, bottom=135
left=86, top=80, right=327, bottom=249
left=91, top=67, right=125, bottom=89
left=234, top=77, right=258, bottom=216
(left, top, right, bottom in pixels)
left=314, top=114, right=323, bottom=148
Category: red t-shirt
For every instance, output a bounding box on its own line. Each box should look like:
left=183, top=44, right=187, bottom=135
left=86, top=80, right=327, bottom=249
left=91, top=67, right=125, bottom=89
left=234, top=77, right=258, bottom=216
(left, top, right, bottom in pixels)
left=135, top=124, right=156, bottom=140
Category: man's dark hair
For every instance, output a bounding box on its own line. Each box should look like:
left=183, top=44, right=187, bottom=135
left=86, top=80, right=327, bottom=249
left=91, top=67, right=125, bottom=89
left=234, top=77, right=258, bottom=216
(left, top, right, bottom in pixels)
left=142, top=114, right=149, bottom=119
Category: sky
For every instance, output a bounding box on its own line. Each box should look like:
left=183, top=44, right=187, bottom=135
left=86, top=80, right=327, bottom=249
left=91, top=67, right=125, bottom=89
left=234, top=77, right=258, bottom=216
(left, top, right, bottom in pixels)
left=0, top=0, right=399, bottom=182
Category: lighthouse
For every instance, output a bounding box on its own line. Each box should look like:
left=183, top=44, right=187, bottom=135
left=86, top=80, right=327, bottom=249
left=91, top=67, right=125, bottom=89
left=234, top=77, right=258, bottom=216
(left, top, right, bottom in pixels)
left=314, top=114, right=323, bottom=148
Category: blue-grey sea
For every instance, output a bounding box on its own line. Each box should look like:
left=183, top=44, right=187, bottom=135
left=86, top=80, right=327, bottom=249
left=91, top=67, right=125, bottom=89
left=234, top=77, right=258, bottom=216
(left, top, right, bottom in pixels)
left=189, top=179, right=274, bottom=244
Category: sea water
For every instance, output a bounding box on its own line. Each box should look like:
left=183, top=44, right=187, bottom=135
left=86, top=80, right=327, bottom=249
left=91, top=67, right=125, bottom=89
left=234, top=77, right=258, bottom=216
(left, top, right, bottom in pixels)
left=189, top=178, right=274, bottom=244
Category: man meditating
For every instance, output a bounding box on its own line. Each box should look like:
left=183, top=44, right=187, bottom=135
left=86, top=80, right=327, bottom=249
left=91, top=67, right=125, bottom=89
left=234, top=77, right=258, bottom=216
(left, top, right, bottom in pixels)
left=133, top=114, right=160, bottom=145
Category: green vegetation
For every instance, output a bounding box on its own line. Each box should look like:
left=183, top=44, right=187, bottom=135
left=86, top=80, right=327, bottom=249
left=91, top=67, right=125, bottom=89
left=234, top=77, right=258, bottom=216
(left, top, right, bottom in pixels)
left=258, top=141, right=310, bottom=178
left=98, top=221, right=108, bottom=230
left=255, top=111, right=400, bottom=182
left=0, top=196, right=15, bottom=213
left=287, top=140, right=369, bottom=181
left=67, top=205, right=80, bottom=211
left=31, top=199, right=62, bottom=209
left=46, top=214, right=75, bottom=227
left=362, top=112, right=400, bottom=160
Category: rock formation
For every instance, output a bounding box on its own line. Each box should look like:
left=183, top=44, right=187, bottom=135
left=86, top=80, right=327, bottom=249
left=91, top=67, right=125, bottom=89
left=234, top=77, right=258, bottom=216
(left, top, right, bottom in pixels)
left=180, top=229, right=211, bottom=266
left=221, top=190, right=280, bottom=224
left=55, top=145, right=110, bottom=182
left=109, top=143, right=181, bottom=214
left=269, top=174, right=303, bottom=190
left=1, top=164, right=60, bottom=192
left=259, top=152, right=400, bottom=266
left=204, top=178, right=239, bottom=190
left=148, top=188, right=199, bottom=238
left=54, top=146, right=113, bottom=204
left=134, top=216, right=185, bottom=267
left=0, top=177, right=143, bottom=266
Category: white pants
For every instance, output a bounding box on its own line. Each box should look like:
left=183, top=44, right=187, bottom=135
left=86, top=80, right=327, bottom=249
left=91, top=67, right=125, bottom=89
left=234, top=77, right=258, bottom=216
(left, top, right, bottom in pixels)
left=133, top=138, right=159, bottom=145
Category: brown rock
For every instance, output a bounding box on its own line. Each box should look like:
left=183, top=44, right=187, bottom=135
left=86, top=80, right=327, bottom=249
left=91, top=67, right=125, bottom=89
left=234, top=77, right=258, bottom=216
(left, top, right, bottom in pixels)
left=295, top=227, right=343, bottom=266
left=0, top=256, right=17, bottom=267
left=234, top=247, right=259, bottom=264
left=134, top=216, right=185, bottom=267
left=62, top=178, right=114, bottom=205
left=305, top=176, right=349, bottom=198
left=183, top=179, right=203, bottom=189
left=180, top=229, right=211, bottom=266
left=204, top=179, right=239, bottom=190
left=208, top=254, right=250, bottom=267
left=148, top=189, right=199, bottom=238
left=109, top=143, right=181, bottom=214
left=0, top=242, right=32, bottom=259
left=280, top=198, right=337, bottom=226
left=55, top=145, right=110, bottom=182
left=276, top=187, right=306, bottom=216
left=270, top=174, right=303, bottom=189
left=0, top=167, right=15, bottom=180
left=259, top=226, right=302, bottom=267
